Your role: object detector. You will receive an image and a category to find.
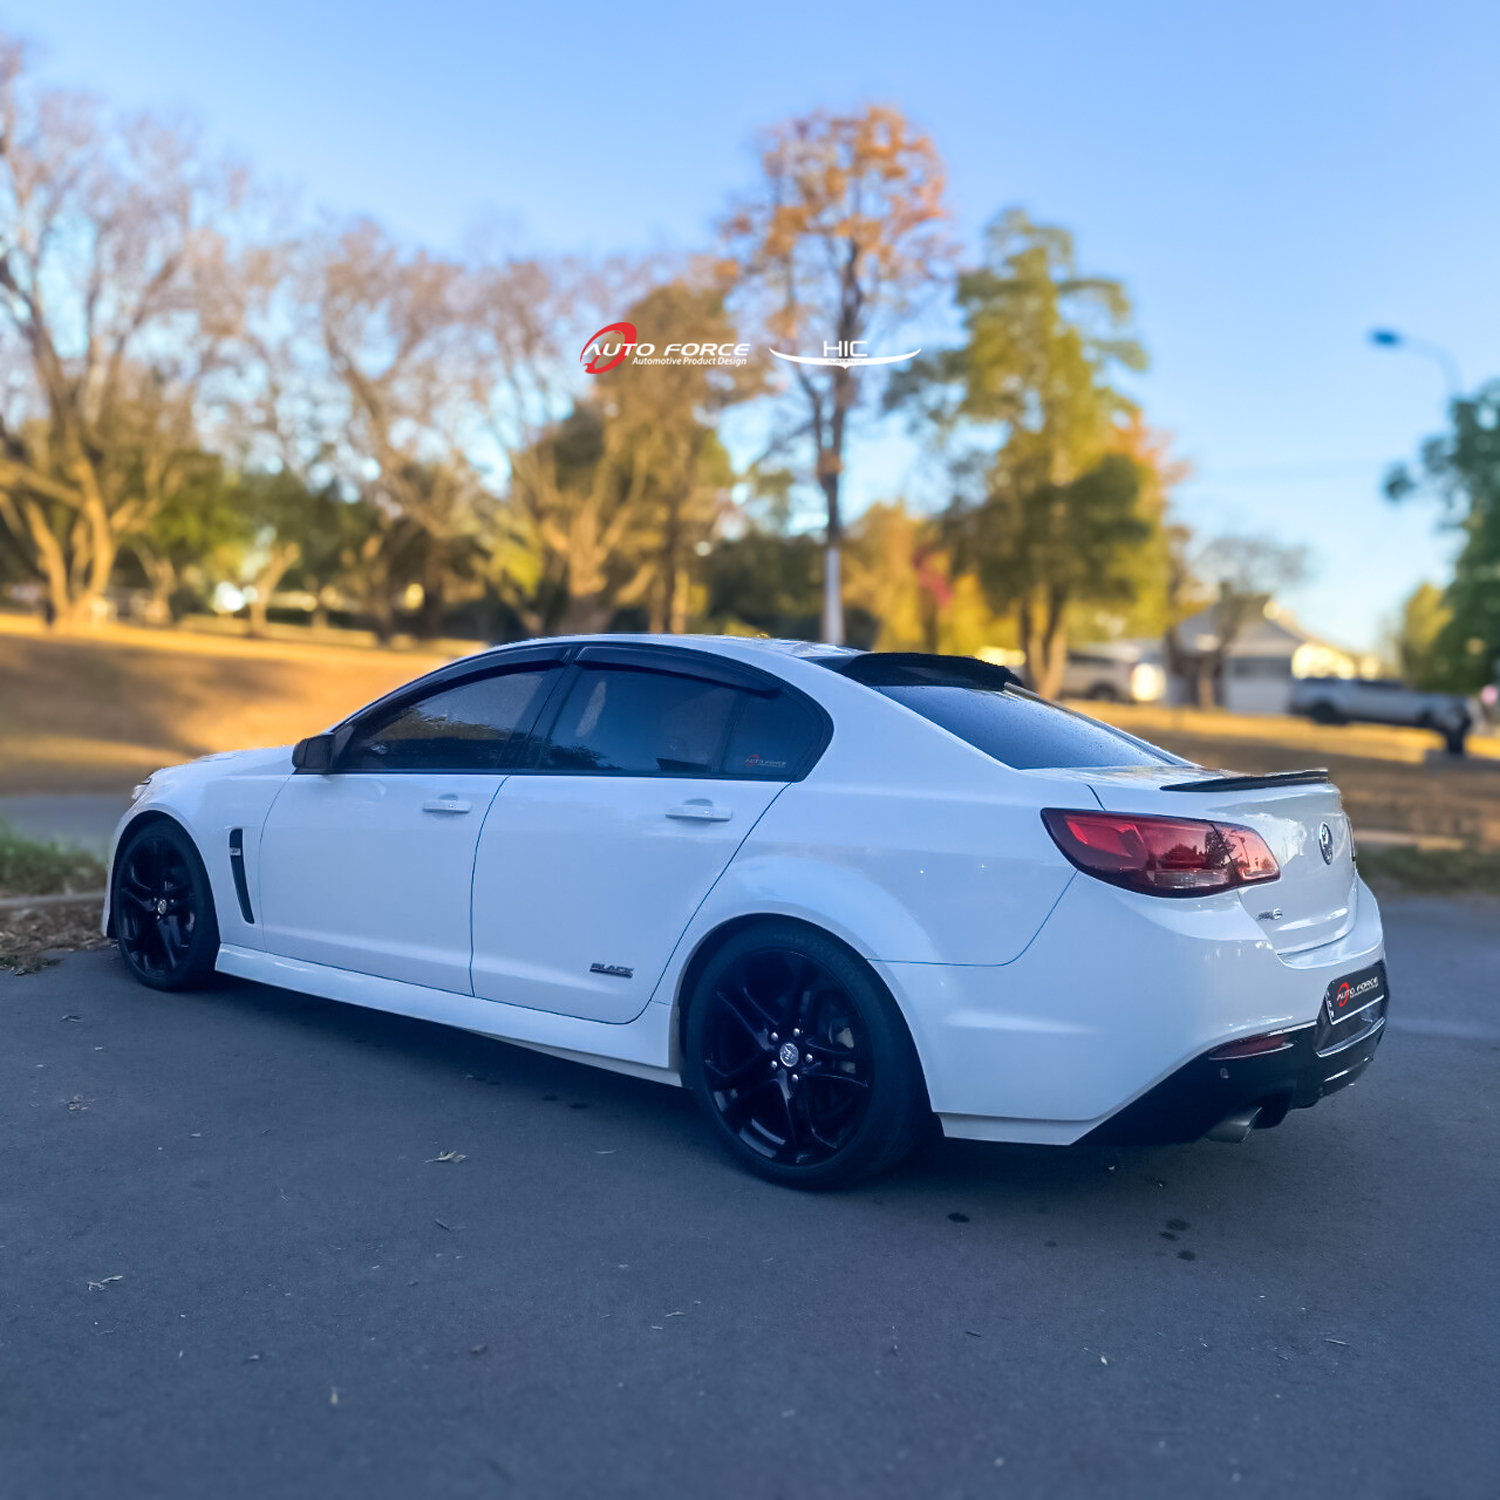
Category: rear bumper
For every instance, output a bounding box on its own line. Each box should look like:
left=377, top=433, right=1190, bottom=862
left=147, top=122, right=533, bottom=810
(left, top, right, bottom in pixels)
left=887, top=874, right=1387, bottom=1145
left=1081, top=965, right=1389, bottom=1145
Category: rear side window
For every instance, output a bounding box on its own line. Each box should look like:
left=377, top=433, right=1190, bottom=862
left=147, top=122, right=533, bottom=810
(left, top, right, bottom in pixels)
left=341, top=668, right=556, bottom=772
left=828, top=654, right=1181, bottom=770
left=540, top=668, right=740, bottom=774
left=722, top=691, right=824, bottom=778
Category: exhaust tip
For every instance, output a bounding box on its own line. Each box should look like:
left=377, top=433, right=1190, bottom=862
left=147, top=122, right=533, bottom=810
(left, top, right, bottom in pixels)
left=1207, top=1106, right=1263, bottom=1144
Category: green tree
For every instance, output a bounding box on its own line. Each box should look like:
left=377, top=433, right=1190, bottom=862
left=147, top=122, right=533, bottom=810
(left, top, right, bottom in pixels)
left=1387, top=380, right=1500, bottom=691
left=703, top=529, right=824, bottom=641
left=506, top=280, right=753, bottom=636
left=123, top=452, right=243, bottom=621
left=1394, top=581, right=1453, bottom=688
left=896, top=210, right=1154, bottom=695
left=594, top=282, right=759, bottom=632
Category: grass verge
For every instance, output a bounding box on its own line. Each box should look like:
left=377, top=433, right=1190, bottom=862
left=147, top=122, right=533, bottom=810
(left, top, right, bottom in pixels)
left=1357, top=843, right=1500, bottom=897
left=0, top=823, right=110, bottom=974
left=0, top=822, right=107, bottom=896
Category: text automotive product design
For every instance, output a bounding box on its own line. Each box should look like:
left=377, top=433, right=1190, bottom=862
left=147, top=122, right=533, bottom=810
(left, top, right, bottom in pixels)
left=105, top=637, right=1388, bottom=1188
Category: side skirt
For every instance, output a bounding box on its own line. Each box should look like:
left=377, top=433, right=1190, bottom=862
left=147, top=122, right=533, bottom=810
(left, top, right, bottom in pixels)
left=214, top=944, right=681, bottom=1087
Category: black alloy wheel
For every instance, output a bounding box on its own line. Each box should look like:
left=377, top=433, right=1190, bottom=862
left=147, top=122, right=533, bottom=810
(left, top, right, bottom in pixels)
left=113, top=820, right=219, bottom=991
left=684, top=922, right=928, bottom=1190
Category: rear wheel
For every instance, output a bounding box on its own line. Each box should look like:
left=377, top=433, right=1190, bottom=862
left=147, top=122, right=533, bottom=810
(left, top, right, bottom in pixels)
left=1309, top=702, right=1343, bottom=725
left=113, top=819, right=220, bottom=991
left=684, top=922, right=928, bottom=1190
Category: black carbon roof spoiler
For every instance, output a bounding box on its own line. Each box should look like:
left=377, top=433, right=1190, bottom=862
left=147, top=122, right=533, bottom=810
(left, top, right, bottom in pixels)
left=1160, top=769, right=1333, bottom=792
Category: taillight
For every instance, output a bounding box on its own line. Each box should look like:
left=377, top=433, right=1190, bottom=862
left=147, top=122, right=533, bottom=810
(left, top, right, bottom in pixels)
left=1040, top=808, right=1280, bottom=897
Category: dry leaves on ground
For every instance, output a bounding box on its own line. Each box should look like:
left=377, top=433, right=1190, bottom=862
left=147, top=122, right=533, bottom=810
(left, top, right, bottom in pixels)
left=0, top=901, right=110, bottom=975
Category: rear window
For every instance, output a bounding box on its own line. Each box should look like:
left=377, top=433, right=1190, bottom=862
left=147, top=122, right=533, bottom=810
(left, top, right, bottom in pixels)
left=825, top=654, right=1182, bottom=770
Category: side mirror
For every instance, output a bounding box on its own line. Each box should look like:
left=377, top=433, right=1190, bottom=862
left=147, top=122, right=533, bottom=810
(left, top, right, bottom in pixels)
left=292, top=732, right=336, bottom=773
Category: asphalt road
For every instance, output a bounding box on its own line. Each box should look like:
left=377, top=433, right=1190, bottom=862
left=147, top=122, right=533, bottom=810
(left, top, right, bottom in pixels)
left=2, top=897, right=1496, bottom=1500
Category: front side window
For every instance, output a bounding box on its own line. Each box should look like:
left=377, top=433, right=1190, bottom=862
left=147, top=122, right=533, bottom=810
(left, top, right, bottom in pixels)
left=540, top=668, right=740, bottom=774
left=341, top=668, right=557, bottom=772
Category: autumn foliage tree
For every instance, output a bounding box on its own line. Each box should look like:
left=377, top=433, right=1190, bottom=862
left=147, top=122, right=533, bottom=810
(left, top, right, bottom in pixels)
left=721, top=107, right=952, bottom=644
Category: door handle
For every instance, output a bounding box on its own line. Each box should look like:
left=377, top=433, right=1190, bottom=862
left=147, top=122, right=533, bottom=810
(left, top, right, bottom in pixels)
left=422, top=798, right=472, bottom=814
left=667, top=801, right=732, bottom=822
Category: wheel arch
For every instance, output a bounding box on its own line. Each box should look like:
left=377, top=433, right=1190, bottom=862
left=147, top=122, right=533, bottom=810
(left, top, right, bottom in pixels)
left=669, top=913, right=926, bottom=1090
left=105, top=808, right=205, bottom=939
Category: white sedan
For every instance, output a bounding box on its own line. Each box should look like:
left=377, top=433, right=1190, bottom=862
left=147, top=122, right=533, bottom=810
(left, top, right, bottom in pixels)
left=105, top=637, right=1389, bottom=1188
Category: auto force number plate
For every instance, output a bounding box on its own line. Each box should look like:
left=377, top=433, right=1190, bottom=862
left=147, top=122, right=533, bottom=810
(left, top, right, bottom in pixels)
left=1315, top=962, right=1389, bottom=1055
left=1326, top=964, right=1387, bottom=1024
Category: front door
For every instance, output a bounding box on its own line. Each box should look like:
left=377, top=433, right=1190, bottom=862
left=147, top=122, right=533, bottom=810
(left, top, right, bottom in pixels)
left=258, top=657, right=564, bottom=993
left=470, top=653, right=826, bottom=1023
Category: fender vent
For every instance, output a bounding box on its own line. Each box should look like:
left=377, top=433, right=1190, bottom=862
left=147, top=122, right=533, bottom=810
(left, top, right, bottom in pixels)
left=228, top=828, right=255, bottom=924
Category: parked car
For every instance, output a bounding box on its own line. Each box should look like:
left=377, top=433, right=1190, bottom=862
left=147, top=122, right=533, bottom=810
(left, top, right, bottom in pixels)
left=1289, top=676, right=1471, bottom=754
left=1060, top=640, right=1168, bottom=703
left=106, top=639, right=1387, bottom=1189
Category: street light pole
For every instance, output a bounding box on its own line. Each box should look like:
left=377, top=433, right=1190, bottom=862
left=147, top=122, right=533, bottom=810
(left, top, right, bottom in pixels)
left=1368, top=328, right=1463, bottom=400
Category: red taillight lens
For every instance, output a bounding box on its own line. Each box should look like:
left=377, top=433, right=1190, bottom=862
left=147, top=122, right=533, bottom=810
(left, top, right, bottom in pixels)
left=1208, top=1032, right=1294, bottom=1060
left=1040, top=808, right=1280, bottom=897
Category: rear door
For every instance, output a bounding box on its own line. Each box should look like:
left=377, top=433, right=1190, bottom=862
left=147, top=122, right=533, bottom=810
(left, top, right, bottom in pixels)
left=470, top=648, right=826, bottom=1022
left=257, top=653, right=565, bottom=992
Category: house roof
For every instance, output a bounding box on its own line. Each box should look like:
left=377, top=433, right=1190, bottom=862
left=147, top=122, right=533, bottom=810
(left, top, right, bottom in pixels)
left=1175, top=600, right=1358, bottom=665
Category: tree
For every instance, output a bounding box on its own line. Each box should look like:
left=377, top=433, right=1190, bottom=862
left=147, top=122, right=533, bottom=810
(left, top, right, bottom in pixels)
left=721, top=106, right=952, bottom=644
left=307, top=222, right=483, bottom=639
left=495, top=278, right=755, bottom=636
left=595, top=281, right=758, bottom=632
left=1386, top=380, right=1500, bottom=691
left=0, top=39, right=241, bottom=625
left=1393, top=581, right=1452, bottom=689
left=842, top=501, right=1001, bottom=654
left=897, top=210, right=1155, bottom=695
left=122, top=450, right=242, bottom=622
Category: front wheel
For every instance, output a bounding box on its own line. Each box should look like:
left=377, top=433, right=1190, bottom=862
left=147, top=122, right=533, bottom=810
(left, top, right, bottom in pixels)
left=684, top=922, right=929, bottom=1190
left=113, top=819, right=220, bottom=991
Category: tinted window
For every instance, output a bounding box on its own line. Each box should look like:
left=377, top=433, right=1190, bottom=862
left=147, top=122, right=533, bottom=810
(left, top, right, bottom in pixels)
left=540, top=667, right=739, bottom=774
left=873, top=684, right=1178, bottom=769
left=342, top=668, right=555, bottom=772
left=723, top=691, right=823, bottom=778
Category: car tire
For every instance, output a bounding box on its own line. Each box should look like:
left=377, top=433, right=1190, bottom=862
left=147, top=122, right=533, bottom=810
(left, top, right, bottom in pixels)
left=112, top=818, right=220, bottom=992
left=1309, top=702, right=1342, bottom=725
left=684, top=921, right=930, bottom=1190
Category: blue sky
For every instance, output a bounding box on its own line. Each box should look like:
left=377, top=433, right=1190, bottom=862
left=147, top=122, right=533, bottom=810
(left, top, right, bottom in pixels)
left=6, top=0, right=1497, bottom=650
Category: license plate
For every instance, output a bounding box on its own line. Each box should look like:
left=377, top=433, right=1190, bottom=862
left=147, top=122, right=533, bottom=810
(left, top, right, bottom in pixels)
left=1315, top=962, right=1389, bottom=1054
left=1325, top=963, right=1387, bottom=1025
